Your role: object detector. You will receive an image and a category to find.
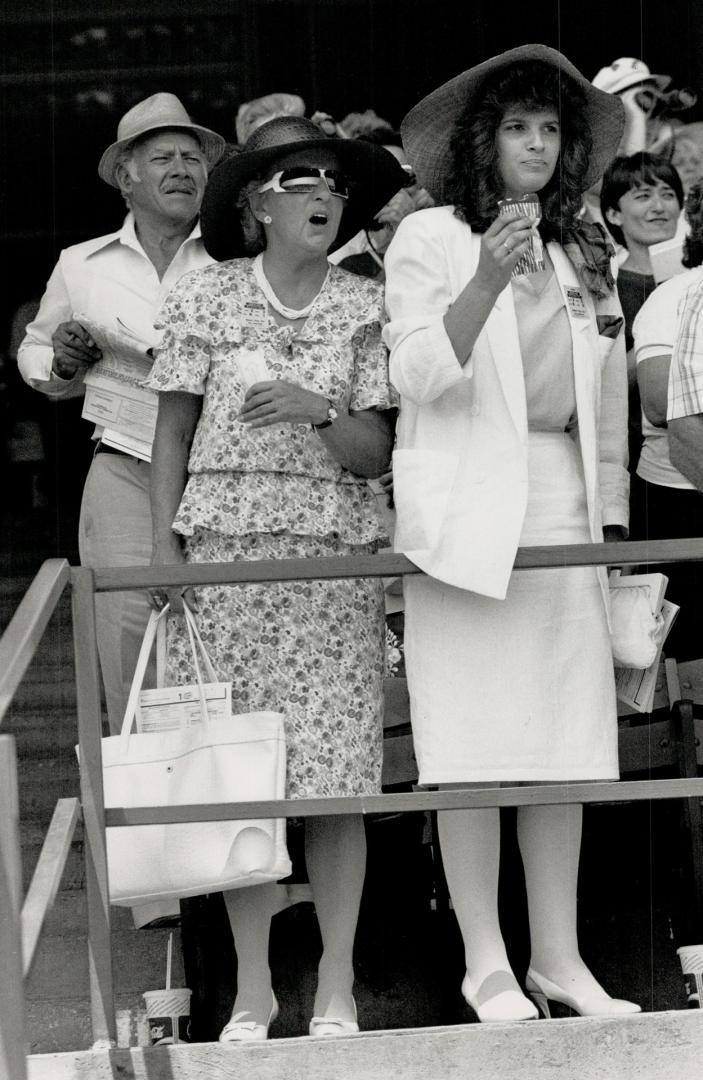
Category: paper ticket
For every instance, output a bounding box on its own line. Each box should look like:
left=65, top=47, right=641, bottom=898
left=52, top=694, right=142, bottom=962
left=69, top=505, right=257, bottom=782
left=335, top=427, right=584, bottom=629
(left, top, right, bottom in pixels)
left=237, top=349, right=271, bottom=389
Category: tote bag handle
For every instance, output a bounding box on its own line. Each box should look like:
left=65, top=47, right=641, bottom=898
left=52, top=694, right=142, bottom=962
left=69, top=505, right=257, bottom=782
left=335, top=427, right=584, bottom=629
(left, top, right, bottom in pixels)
left=121, top=604, right=220, bottom=752
left=121, top=605, right=170, bottom=743
left=155, top=602, right=219, bottom=686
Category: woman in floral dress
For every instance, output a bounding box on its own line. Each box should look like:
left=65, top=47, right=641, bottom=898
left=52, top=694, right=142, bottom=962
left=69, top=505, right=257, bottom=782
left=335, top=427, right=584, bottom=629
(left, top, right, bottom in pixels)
left=146, top=117, right=404, bottom=1041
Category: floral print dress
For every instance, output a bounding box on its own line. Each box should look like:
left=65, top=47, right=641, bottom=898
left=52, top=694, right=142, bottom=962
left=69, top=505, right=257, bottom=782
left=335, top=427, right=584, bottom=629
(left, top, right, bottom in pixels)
left=146, top=260, right=396, bottom=798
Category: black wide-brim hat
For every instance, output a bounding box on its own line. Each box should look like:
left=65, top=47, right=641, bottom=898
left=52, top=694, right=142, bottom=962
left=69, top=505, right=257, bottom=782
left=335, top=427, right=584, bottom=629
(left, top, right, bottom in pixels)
left=201, top=115, right=407, bottom=260
left=401, top=43, right=626, bottom=204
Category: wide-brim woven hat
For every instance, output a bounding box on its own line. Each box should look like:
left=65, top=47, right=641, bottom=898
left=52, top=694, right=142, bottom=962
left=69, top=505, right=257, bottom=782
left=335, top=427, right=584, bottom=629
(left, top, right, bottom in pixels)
left=401, top=44, right=626, bottom=204
left=200, top=115, right=407, bottom=260
left=98, top=92, right=226, bottom=187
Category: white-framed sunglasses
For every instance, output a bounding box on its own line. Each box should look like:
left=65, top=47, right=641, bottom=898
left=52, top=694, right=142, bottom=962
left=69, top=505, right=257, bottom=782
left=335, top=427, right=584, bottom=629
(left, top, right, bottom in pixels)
left=257, top=166, right=350, bottom=200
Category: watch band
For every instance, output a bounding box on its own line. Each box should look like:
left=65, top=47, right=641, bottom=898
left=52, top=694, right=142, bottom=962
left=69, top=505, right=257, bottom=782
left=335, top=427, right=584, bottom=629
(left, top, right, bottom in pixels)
left=312, top=400, right=338, bottom=430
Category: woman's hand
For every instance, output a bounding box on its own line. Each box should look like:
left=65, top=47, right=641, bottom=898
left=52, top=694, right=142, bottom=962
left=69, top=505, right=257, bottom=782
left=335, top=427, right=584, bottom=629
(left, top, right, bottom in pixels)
left=474, top=215, right=538, bottom=297
left=149, top=537, right=196, bottom=615
left=238, top=379, right=330, bottom=428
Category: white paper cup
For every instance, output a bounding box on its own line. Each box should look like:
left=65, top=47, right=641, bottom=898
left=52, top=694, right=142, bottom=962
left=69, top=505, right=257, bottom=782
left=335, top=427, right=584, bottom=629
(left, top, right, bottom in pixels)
left=677, top=944, right=703, bottom=1007
left=143, top=988, right=192, bottom=1043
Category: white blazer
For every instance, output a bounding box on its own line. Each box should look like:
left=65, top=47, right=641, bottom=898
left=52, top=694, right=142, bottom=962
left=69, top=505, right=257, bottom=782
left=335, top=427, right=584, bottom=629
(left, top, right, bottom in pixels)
left=383, top=206, right=629, bottom=600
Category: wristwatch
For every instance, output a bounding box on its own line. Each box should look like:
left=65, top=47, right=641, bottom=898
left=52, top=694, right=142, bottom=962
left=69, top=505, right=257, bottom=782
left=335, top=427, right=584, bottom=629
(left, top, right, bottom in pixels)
left=312, top=399, right=338, bottom=430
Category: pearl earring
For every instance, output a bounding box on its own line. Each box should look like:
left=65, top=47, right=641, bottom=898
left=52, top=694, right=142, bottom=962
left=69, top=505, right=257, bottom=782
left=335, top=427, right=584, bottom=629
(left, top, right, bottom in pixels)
left=262, top=214, right=272, bottom=225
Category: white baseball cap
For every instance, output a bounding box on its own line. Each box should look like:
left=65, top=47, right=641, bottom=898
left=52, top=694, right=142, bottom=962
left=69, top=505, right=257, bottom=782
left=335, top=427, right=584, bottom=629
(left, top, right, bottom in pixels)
left=592, top=57, right=670, bottom=96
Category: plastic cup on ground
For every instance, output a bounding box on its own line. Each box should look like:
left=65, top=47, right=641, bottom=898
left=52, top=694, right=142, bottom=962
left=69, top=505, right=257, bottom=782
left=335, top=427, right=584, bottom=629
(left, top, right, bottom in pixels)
left=143, top=987, right=192, bottom=1044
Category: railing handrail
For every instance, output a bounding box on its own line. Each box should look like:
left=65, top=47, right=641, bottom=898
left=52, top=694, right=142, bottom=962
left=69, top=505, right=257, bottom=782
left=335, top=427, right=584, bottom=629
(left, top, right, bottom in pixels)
left=1, top=539, right=702, bottom=1063
left=0, top=735, right=27, bottom=1080
left=87, top=537, right=703, bottom=593
left=0, top=558, right=71, bottom=725
left=101, top=778, right=703, bottom=827
left=22, top=797, right=81, bottom=978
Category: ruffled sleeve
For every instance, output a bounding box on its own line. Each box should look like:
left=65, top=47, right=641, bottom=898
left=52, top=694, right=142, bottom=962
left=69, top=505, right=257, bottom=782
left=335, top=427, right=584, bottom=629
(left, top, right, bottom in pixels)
left=145, top=274, right=213, bottom=395
left=349, top=315, right=398, bottom=412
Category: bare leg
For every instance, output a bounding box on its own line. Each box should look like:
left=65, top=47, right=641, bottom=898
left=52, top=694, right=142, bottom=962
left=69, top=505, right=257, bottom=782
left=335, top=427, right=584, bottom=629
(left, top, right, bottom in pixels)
left=305, top=814, right=366, bottom=1020
left=437, top=804, right=538, bottom=1020
left=222, top=882, right=281, bottom=1023
left=437, top=806, right=512, bottom=986
left=518, top=803, right=604, bottom=993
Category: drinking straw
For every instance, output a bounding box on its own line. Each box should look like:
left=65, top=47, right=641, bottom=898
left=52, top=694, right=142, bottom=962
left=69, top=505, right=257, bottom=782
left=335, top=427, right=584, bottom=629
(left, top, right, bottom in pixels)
left=166, top=931, right=173, bottom=990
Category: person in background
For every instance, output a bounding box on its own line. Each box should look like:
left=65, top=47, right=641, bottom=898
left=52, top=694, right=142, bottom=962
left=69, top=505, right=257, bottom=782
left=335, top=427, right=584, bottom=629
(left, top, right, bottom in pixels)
left=339, top=109, right=392, bottom=139
left=631, top=179, right=703, bottom=659
left=600, top=153, right=683, bottom=476
left=18, top=93, right=224, bottom=929
left=667, top=207, right=703, bottom=498
left=584, top=58, right=693, bottom=236
left=385, top=43, right=637, bottom=1024
left=147, top=116, right=403, bottom=1041
left=672, top=123, right=703, bottom=197
left=18, top=94, right=224, bottom=744
left=592, top=57, right=692, bottom=158
left=335, top=127, right=434, bottom=281
left=235, top=91, right=306, bottom=145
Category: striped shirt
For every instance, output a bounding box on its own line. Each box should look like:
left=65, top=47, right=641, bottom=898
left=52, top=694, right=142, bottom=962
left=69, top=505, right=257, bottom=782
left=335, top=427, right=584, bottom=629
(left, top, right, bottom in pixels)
left=668, top=279, right=703, bottom=419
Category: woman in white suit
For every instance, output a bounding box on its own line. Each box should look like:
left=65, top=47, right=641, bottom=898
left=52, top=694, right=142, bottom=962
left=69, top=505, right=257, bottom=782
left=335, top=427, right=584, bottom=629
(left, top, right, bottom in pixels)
left=384, top=45, right=639, bottom=1023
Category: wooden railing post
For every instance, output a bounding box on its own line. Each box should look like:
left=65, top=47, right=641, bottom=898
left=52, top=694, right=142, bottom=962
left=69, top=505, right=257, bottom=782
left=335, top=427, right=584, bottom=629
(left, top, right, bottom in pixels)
left=71, top=568, right=116, bottom=1048
left=0, top=735, right=28, bottom=1080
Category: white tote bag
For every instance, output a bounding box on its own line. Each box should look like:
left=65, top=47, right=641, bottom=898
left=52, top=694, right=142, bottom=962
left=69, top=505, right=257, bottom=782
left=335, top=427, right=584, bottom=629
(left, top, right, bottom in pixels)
left=91, top=605, right=292, bottom=906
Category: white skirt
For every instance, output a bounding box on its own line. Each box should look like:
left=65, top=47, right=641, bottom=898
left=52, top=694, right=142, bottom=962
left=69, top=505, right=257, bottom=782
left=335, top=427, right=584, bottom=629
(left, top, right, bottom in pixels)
left=404, top=432, right=619, bottom=784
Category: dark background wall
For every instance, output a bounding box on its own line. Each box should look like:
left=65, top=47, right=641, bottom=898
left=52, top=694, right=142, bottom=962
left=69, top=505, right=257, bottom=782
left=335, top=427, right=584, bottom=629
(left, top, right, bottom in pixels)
left=2, top=0, right=703, bottom=337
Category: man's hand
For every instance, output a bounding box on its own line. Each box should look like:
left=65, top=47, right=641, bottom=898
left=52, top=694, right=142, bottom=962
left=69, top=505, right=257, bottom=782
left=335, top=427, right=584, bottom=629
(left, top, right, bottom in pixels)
left=149, top=537, right=196, bottom=615
left=51, top=320, right=102, bottom=379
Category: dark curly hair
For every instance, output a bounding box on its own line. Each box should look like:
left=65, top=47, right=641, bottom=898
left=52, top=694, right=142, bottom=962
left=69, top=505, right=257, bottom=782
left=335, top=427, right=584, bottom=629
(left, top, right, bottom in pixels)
left=683, top=179, right=703, bottom=268
left=445, top=61, right=592, bottom=243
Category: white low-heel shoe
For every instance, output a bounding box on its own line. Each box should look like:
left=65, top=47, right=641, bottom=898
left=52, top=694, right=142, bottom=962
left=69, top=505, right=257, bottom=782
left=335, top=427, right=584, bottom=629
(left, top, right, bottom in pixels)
left=309, top=997, right=359, bottom=1037
left=219, top=993, right=279, bottom=1042
left=525, top=967, right=641, bottom=1019
left=462, top=971, right=538, bottom=1023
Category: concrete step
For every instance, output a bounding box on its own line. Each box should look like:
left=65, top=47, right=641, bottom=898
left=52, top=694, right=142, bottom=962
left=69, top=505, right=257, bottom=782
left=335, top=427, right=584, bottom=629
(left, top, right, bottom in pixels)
left=25, top=998, right=149, bottom=1055
left=21, top=840, right=84, bottom=894
left=26, top=928, right=185, bottom=1002
left=11, top=680, right=78, bottom=710
left=25, top=1010, right=703, bottom=1080
left=17, top=758, right=80, bottom=822
left=23, top=890, right=144, bottom=939
left=9, top=713, right=81, bottom=759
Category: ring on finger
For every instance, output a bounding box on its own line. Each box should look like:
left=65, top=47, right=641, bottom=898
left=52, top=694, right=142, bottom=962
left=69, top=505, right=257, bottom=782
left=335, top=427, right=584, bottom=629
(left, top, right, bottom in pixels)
left=503, top=240, right=512, bottom=252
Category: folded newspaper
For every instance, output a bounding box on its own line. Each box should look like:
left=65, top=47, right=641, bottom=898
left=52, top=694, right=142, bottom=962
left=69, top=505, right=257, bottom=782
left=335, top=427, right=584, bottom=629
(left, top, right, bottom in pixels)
left=611, top=570, right=679, bottom=713
left=75, top=312, right=158, bottom=461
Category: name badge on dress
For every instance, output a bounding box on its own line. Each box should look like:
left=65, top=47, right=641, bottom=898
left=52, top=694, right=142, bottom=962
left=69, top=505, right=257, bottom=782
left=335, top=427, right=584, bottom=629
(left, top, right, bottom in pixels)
left=241, top=300, right=268, bottom=331
left=565, top=287, right=588, bottom=320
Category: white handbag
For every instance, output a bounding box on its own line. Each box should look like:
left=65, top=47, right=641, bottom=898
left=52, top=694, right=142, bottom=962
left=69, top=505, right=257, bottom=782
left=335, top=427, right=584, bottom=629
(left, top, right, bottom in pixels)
left=609, top=571, right=668, bottom=670
left=87, top=605, right=292, bottom=906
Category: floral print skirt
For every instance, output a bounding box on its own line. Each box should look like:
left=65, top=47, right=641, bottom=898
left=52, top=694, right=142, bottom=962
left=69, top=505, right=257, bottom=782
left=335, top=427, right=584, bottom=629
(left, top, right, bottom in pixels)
left=166, top=528, right=386, bottom=799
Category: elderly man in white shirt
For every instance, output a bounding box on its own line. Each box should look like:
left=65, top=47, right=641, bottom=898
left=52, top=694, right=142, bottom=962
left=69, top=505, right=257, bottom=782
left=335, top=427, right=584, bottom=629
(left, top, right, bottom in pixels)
left=18, top=94, right=224, bottom=746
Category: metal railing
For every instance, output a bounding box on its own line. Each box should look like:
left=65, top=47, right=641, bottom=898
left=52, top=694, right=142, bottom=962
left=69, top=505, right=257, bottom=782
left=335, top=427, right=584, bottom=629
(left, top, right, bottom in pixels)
left=2, top=540, right=703, bottom=1071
